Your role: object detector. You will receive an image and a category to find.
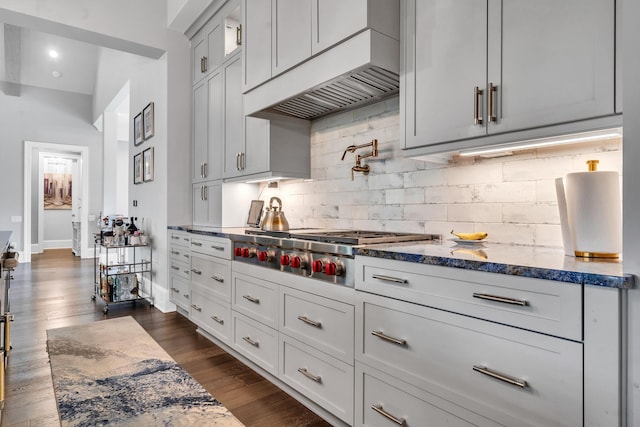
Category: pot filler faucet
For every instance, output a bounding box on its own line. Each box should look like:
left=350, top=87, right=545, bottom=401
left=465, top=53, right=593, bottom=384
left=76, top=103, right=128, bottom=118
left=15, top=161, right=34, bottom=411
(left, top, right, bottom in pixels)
left=341, top=139, right=379, bottom=180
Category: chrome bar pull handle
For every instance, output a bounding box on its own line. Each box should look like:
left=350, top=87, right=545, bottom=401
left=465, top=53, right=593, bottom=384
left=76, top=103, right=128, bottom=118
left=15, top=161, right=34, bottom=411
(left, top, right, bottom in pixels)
left=191, top=242, right=203, bottom=247
left=474, top=86, right=484, bottom=125
left=171, top=265, right=180, bottom=271
left=372, top=330, right=406, bottom=346
left=236, top=24, right=242, bottom=46
left=243, top=295, right=260, bottom=304
left=371, top=404, right=406, bottom=426
left=488, top=83, right=497, bottom=122
left=210, top=245, right=225, bottom=251
left=371, top=274, right=408, bottom=285
left=297, top=368, right=322, bottom=383
left=171, top=235, right=180, bottom=240
left=211, top=316, right=224, bottom=324
left=183, top=294, right=190, bottom=299
left=473, top=365, right=528, bottom=388
left=201, top=56, right=208, bottom=73
left=171, top=287, right=179, bottom=293
left=211, top=275, right=224, bottom=283
left=473, top=292, right=528, bottom=306
left=204, top=162, right=208, bottom=178
left=297, top=315, right=322, bottom=328
left=190, top=304, right=202, bottom=312
left=242, top=336, right=259, bottom=347
left=191, top=269, right=202, bottom=275
left=171, top=250, right=180, bottom=255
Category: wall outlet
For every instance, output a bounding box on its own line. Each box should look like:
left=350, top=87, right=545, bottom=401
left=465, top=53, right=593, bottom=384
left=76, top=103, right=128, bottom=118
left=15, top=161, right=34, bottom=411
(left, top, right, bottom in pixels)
left=11, top=216, right=22, bottom=223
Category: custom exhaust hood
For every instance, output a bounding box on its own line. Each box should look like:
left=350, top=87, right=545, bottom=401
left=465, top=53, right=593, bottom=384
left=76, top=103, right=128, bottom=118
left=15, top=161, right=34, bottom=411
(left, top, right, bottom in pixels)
left=244, top=29, right=400, bottom=121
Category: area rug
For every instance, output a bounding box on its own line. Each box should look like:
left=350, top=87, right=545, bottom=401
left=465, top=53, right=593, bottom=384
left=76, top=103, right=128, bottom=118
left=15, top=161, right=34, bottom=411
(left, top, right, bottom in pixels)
left=46, top=316, right=244, bottom=427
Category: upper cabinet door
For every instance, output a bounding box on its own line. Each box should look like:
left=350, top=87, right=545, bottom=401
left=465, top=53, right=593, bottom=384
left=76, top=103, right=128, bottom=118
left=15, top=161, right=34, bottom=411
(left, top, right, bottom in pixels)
left=403, top=0, right=488, bottom=149
left=272, top=0, right=312, bottom=76
left=488, top=0, right=615, bottom=134
left=207, top=70, right=223, bottom=181
left=223, top=55, right=245, bottom=178
left=242, top=0, right=272, bottom=92
left=311, top=0, right=368, bottom=54
left=192, top=81, right=208, bottom=183
left=192, top=18, right=222, bottom=85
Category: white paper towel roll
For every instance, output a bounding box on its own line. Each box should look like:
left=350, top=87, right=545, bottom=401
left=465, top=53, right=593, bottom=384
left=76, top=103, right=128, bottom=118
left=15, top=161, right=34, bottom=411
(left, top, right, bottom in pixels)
left=555, top=178, right=575, bottom=257
left=565, top=169, right=621, bottom=257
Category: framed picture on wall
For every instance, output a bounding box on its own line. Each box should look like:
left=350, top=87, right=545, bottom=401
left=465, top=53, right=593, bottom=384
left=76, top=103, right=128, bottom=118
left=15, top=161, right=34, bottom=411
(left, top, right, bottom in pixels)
left=133, top=152, right=143, bottom=184
left=133, top=112, right=144, bottom=146
left=143, top=147, right=154, bottom=182
left=143, top=102, right=154, bottom=140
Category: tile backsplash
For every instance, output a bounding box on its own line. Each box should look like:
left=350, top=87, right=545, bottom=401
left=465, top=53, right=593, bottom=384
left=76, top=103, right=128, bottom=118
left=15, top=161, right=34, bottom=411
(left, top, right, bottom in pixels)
left=259, top=98, right=622, bottom=247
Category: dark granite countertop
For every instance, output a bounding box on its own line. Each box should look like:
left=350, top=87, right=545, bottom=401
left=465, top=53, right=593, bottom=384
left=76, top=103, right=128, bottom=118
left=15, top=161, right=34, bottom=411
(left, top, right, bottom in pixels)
left=354, top=240, right=634, bottom=289
left=168, top=225, right=634, bottom=289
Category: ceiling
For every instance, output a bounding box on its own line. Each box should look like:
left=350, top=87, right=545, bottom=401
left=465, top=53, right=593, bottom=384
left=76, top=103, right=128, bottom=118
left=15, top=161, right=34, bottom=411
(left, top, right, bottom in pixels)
left=1, top=23, right=100, bottom=96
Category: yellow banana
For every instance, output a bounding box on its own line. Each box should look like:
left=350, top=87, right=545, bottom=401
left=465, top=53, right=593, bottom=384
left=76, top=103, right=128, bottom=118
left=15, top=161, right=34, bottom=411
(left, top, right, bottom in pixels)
left=450, top=230, right=488, bottom=240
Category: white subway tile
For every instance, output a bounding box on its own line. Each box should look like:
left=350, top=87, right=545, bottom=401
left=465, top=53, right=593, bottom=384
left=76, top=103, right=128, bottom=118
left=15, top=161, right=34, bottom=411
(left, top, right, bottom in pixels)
left=448, top=203, right=501, bottom=223
left=535, top=224, right=564, bottom=248
left=503, top=157, right=574, bottom=181
left=479, top=223, right=536, bottom=246
left=339, top=205, right=369, bottom=220
left=473, top=182, right=536, bottom=203
left=536, top=179, right=559, bottom=202
left=386, top=188, right=425, bottom=204
left=446, top=163, right=502, bottom=185
left=369, top=205, right=404, bottom=220
left=384, top=220, right=427, bottom=234
left=404, top=169, right=447, bottom=188
left=404, top=204, right=447, bottom=222
left=502, top=202, right=559, bottom=225
left=426, top=185, right=474, bottom=204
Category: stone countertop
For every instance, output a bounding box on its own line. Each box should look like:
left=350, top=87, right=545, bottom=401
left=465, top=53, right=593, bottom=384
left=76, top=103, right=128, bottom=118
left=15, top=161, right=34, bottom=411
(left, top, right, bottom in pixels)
left=354, top=240, right=634, bottom=289
left=168, top=225, right=634, bottom=289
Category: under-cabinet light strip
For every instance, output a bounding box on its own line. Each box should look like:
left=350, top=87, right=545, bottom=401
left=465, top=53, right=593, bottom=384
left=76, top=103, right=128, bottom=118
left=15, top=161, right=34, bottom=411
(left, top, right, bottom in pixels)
left=459, top=130, right=622, bottom=157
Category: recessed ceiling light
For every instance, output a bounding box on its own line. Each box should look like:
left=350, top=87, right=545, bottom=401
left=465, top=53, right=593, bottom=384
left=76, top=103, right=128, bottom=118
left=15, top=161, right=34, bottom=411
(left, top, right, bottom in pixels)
left=52, top=71, right=61, bottom=78
left=49, top=50, right=58, bottom=58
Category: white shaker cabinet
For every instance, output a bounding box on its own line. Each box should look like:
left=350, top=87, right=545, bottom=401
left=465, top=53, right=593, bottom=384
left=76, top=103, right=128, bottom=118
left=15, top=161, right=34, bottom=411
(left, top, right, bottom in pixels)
left=192, top=71, right=223, bottom=184
left=191, top=16, right=223, bottom=85
left=403, top=0, right=616, bottom=151
left=241, top=0, right=271, bottom=91
left=222, top=54, right=245, bottom=179
left=272, top=0, right=312, bottom=76
left=192, top=181, right=222, bottom=226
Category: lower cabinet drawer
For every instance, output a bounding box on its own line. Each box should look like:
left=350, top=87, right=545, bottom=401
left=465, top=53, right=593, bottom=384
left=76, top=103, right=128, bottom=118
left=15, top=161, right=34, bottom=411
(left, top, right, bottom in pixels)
left=169, top=244, right=191, bottom=264
left=357, top=293, right=583, bottom=427
left=232, top=273, right=278, bottom=329
left=191, top=253, right=231, bottom=302
left=280, top=335, right=354, bottom=425
left=190, top=285, right=231, bottom=344
left=169, top=274, right=190, bottom=311
left=232, top=311, right=278, bottom=376
left=356, top=362, right=501, bottom=427
left=280, top=286, right=354, bottom=364
left=169, top=259, right=190, bottom=281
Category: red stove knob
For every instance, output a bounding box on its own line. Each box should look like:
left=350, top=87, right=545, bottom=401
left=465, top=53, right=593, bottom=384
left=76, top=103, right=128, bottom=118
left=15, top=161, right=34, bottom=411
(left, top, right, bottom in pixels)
left=258, top=251, right=270, bottom=262
left=280, top=254, right=290, bottom=266
left=324, top=262, right=343, bottom=276
left=241, top=248, right=250, bottom=258
left=311, top=260, right=324, bottom=273
left=234, top=247, right=242, bottom=257
left=291, top=256, right=302, bottom=269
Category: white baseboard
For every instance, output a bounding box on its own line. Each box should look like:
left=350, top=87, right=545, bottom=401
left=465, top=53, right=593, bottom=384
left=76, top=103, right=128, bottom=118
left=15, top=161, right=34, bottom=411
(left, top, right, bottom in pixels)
left=41, top=240, right=72, bottom=250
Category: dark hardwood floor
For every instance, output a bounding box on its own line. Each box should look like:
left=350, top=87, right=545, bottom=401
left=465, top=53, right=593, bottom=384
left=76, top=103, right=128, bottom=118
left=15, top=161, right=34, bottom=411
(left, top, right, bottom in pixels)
left=2, top=249, right=330, bottom=426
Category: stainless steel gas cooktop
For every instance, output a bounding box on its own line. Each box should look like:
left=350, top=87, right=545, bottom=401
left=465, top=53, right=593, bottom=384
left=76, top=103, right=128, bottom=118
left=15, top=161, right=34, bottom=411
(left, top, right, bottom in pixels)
left=235, top=229, right=440, bottom=287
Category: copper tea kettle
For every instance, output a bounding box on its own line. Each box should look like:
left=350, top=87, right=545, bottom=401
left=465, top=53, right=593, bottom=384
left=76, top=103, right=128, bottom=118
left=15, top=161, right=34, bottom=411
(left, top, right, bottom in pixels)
left=261, top=197, right=289, bottom=231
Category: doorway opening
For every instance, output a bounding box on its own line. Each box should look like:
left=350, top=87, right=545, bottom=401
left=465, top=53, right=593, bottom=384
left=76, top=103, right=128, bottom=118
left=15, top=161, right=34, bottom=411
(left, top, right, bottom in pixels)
left=23, top=141, right=89, bottom=263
